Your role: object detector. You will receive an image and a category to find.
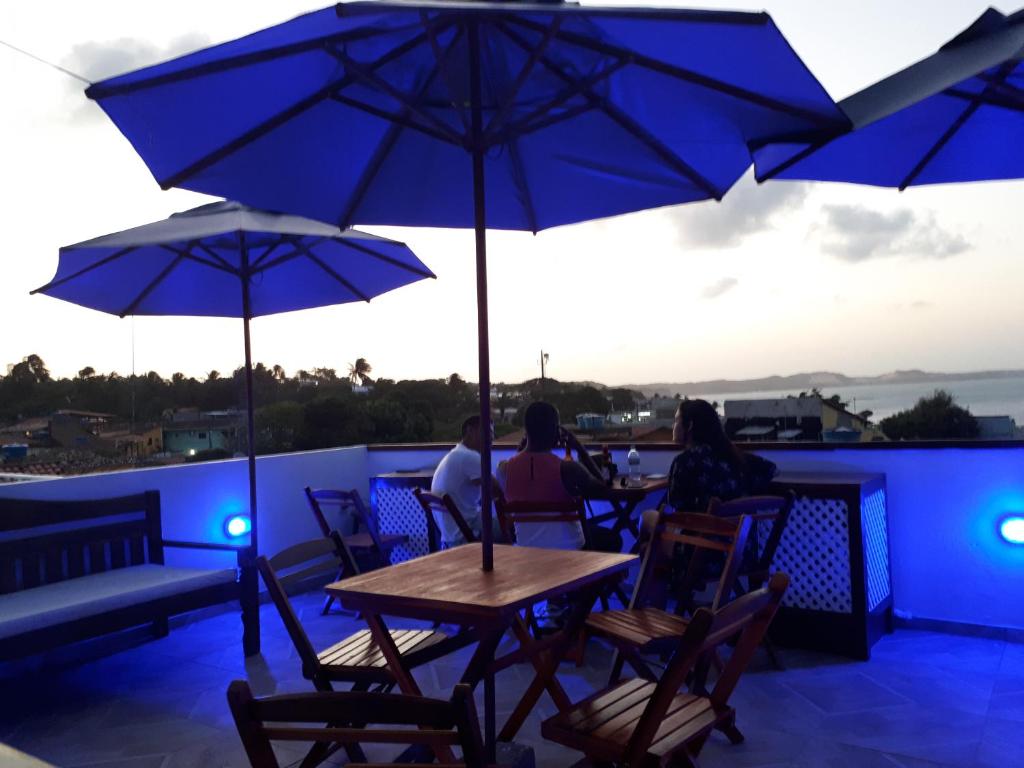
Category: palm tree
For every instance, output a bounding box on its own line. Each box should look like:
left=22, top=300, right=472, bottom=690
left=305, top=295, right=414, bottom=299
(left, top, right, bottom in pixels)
left=348, top=358, right=372, bottom=386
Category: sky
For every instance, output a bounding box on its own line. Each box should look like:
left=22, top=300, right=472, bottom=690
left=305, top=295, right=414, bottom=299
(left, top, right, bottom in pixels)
left=1, top=0, right=1021, bottom=387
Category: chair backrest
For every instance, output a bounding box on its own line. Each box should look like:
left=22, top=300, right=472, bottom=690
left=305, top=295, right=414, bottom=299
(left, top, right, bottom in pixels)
left=256, top=540, right=345, bottom=683
left=717, top=492, right=795, bottom=590
left=227, top=679, right=485, bottom=768
left=494, top=495, right=588, bottom=546
left=305, top=487, right=384, bottom=547
left=633, top=509, right=753, bottom=612
left=624, top=573, right=789, bottom=765
left=412, top=488, right=476, bottom=551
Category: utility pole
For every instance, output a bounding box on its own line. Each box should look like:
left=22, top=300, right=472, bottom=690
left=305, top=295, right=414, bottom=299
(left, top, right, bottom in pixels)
left=540, top=350, right=549, bottom=398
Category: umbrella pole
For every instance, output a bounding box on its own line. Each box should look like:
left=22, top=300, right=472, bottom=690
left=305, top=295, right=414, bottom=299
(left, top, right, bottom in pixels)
left=470, top=20, right=494, bottom=574
left=240, top=242, right=260, bottom=657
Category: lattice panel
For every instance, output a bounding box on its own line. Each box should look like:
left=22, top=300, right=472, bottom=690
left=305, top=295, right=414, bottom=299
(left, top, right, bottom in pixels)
left=862, top=488, right=890, bottom=611
left=370, top=480, right=430, bottom=563
left=772, top=496, right=853, bottom=613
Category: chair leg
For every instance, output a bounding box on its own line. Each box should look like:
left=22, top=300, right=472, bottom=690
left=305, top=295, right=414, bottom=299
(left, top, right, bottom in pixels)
left=717, top=710, right=744, bottom=745
left=762, top=635, right=784, bottom=670
left=608, top=650, right=626, bottom=686
left=321, top=593, right=335, bottom=615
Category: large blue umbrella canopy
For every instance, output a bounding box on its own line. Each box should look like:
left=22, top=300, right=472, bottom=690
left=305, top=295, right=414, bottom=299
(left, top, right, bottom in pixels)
left=83, top=1, right=847, bottom=575
left=755, top=7, right=1024, bottom=187
left=32, top=200, right=434, bottom=656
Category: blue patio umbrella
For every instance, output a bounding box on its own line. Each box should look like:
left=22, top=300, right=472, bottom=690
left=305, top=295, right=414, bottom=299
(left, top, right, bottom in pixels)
left=82, top=1, right=848, bottom=573
left=32, top=200, right=435, bottom=655
left=754, top=8, right=1024, bottom=187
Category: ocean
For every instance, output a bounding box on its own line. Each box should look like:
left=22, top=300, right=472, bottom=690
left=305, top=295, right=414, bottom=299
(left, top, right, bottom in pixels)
left=692, top=374, right=1024, bottom=424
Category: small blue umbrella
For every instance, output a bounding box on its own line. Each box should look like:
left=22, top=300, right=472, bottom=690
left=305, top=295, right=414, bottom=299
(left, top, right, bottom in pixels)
left=32, top=200, right=435, bottom=655
left=83, top=1, right=847, bottom=575
left=754, top=8, right=1024, bottom=187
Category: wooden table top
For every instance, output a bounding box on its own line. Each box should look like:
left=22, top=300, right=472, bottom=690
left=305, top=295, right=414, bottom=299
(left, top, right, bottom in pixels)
left=326, top=544, right=636, bottom=622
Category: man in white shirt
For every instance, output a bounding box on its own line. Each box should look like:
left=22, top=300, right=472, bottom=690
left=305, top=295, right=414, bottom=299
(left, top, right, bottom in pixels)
left=430, top=416, right=495, bottom=547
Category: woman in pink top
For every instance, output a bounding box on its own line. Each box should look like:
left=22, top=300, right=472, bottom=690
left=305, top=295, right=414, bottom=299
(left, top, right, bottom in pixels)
left=499, top=402, right=620, bottom=552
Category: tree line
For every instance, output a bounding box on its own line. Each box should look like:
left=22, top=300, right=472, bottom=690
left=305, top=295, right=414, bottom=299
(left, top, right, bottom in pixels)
left=0, top=354, right=644, bottom=453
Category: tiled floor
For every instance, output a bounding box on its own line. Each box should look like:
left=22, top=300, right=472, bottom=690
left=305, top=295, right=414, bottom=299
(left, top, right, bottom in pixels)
left=1, top=594, right=1021, bottom=767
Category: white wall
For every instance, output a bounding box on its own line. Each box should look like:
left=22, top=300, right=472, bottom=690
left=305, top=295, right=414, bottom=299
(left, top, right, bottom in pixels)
left=0, top=446, right=368, bottom=569
left=753, top=446, right=1024, bottom=631
left=5, top=442, right=1023, bottom=630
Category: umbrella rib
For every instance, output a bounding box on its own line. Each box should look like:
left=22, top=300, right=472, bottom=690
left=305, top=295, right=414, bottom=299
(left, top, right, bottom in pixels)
left=337, top=29, right=463, bottom=228
left=326, top=47, right=466, bottom=146
left=507, top=139, right=538, bottom=234
left=484, top=17, right=563, bottom=136
left=504, top=15, right=844, bottom=129
left=334, top=237, right=436, bottom=279
left=158, top=243, right=239, bottom=275
left=944, top=86, right=1024, bottom=114
left=194, top=243, right=239, bottom=272
left=420, top=10, right=470, bottom=135
left=158, top=29, right=435, bottom=190
left=899, top=62, right=1016, bottom=190
left=248, top=239, right=289, bottom=271
left=118, top=253, right=188, bottom=317
left=30, top=245, right=139, bottom=294
left=251, top=238, right=329, bottom=274
left=498, top=23, right=721, bottom=199
left=484, top=55, right=628, bottom=146
left=330, top=92, right=464, bottom=145
left=86, top=25, right=396, bottom=99
left=753, top=139, right=830, bottom=182
left=302, top=253, right=371, bottom=302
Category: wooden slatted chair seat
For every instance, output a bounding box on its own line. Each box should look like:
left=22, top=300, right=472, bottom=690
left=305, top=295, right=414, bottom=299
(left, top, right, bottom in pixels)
left=228, top=680, right=487, bottom=768
left=542, top=574, right=789, bottom=767
left=257, top=543, right=462, bottom=691
left=543, top=679, right=724, bottom=764
left=584, top=607, right=691, bottom=650
left=316, top=628, right=452, bottom=680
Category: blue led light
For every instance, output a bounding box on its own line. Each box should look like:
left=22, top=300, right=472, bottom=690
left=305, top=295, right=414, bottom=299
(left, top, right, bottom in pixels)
left=224, top=514, right=251, bottom=538
left=999, top=515, right=1024, bottom=545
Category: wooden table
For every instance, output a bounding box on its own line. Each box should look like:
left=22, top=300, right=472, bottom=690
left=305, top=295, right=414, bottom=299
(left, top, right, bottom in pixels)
left=588, top=475, right=670, bottom=546
left=326, top=543, right=636, bottom=761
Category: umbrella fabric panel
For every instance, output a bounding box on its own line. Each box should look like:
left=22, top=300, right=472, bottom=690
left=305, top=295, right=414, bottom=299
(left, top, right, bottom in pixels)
left=87, top=2, right=847, bottom=231
left=42, top=234, right=431, bottom=318
left=754, top=64, right=1024, bottom=186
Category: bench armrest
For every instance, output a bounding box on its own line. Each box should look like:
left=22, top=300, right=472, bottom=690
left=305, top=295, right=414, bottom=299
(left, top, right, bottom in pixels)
left=162, top=539, right=251, bottom=567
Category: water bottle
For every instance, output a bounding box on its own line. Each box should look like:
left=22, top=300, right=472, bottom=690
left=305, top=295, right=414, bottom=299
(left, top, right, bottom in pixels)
left=627, top=445, right=641, bottom=487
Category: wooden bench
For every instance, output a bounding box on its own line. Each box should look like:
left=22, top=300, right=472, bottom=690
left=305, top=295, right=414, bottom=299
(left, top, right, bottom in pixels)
left=0, top=491, right=246, bottom=661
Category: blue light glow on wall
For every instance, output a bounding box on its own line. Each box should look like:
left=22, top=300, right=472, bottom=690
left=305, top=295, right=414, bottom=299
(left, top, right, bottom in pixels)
left=224, top=514, right=251, bottom=538
left=999, top=515, right=1024, bottom=545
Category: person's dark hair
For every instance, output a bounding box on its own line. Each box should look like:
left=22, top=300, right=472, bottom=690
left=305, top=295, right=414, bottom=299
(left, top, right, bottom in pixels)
left=523, top=401, right=560, bottom=451
left=461, top=415, right=481, bottom=438
left=677, top=399, right=744, bottom=468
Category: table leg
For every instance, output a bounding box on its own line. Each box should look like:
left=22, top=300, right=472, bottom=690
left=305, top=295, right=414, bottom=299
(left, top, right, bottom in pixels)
left=456, top=625, right=507, bottom=763
left=499, top=582, right=606, bottom=742
left=363, top=612, right=456, bottom=764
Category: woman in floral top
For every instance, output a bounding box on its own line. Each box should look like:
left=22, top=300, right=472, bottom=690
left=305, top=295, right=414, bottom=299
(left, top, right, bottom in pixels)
left=668, top=399, right=778, bottom=511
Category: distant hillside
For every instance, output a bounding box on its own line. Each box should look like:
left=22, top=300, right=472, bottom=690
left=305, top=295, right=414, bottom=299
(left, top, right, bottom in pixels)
left=618, top=369, right=1024, bottom=399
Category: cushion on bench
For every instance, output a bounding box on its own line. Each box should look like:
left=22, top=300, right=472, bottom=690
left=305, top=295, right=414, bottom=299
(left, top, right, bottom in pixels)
left=0, top=564, right=236, bottom=639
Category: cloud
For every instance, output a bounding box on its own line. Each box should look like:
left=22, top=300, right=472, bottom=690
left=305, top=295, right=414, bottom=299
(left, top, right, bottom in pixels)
left=669, top=174, right=810, bottom=248
left=60, top=34, right=209, bottom=120
left=910, top=300, right=933, bottom=310
left=819, top=204, right=970, bottom=263
left=702, top=277, right=738, bottom=299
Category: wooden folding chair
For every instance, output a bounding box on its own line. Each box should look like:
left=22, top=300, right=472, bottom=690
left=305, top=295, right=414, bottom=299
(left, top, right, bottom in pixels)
left=718, top=492, right=794, bottom=669
left=304, top=487, right=406, bottom=574
left=493, top=495, right=590, bottom=548
left=257, top=543, right=462, bottom=695
left=412, top=488, right=477, bottom=551
left=586, top=508, right=753, bottom=684
left=542, top=573, right=789, bottom=767
left=228, top=679, right=485, bottom=768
